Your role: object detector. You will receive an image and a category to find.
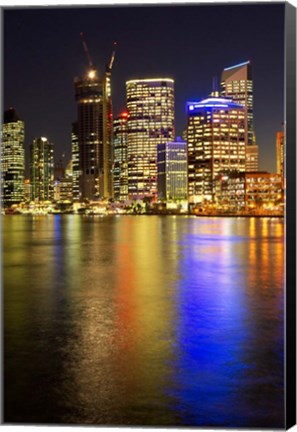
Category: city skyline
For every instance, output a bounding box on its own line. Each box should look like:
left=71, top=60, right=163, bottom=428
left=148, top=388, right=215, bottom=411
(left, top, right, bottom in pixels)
left=4, top=3, right=284, bottom=174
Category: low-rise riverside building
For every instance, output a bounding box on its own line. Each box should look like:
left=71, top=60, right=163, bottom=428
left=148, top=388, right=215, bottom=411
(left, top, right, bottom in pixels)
left=215, top=171, right=283, bottom=214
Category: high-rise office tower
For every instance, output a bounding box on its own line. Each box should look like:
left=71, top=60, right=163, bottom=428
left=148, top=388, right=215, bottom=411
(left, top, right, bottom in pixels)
left=221, top=61, right=258, bottom=171
left=245, top=145, right=259, bottom=171
left=74, top=36, right=115, bottom=201
left=30, top=137, right=54, bottom=201
left=74, top=67, right=103, bottom=200
left=276, top=126, right=285, bottom=178
left=71, top=121, right=80, bottom=201
left=113, top=112, right=128, bottom=201
left=187, top=97, right=246, bottom=204
left=1, top=108, right=25, bottom=206
left=126, top=78, right=175, bottom=200
left=157, top=138, right=187, bottom=201
left=103, top=50, right=115, bottom=199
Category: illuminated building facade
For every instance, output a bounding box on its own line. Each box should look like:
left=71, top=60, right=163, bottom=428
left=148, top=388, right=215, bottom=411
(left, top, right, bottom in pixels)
left=245, top=145, right=259, bottom=171
left=74, top=68, right=103, bottom=200
left=53, top=177, right=73, bottom=202
left=187, top=97, right=245, bottom=204
left=65, top=159, right=73, bottom=178
left=30, top=137, right=54, bottom=201
left=24, top=179, right=31, bottom=202
left=71, top=121, right=80, bottom=201
left=157, top=138, right=187, bottom=201
left=221, top=61, right=259, bottom=171
left=74, top=37, right=116, bottom=202
left=113, top=112, right=128, bottom=201
left=276, top=127, right=285, bottom=179
left=215, top=171, right=283, bottom=212
left=1, top=108, right=25, bottom=206
left=126, top=78, right=175, bottom=200
left=103, top=61, right=114, bottom=199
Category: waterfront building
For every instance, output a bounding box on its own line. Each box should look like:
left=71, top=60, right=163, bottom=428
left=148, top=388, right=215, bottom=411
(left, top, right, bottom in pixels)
left=276, top=126, right=285, bottom=179
left=71, top=121, right=80, bottom=201
left=53, top=177, right=73, bottom=202
left=215, top=171, right=283, bottom=212
left=221, top=61, right=259, bottom=171
left=24, top=179, right=31, bottom=202
left=245, top=145, right=259, bottom=172
left=113, top=112, right=128, bottom=201
left=74, top=43, right=115, bottom=201
left=126, top=78, right=175, bottom=200
left=157, top=138, right=187, bottom=201
left=1, top=108, right=25, bottom=206
left=30, top=137, right=54, bottom=202
left=74, top=67, right=103, bottom=200
left=103, top=52, right=114, bottom=199
left=187, top=97, right=245, bottom=205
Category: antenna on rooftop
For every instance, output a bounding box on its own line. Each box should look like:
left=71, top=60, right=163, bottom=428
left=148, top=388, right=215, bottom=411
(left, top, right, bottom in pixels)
left=211, top=76, right=219, bottom=97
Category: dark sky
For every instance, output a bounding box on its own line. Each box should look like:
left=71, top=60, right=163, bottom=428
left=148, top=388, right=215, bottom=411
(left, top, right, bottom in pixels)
left=4, top=3, right=285, bottom=173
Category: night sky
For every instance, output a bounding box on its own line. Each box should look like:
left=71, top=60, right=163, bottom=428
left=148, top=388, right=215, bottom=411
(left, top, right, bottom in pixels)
left=4, top=3, right=285, bottom=174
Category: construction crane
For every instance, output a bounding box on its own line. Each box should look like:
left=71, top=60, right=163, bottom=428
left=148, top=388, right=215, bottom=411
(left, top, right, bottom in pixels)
left=80, top=32, right=93, bottom=68
left=107, top=41, right=117, bottom=72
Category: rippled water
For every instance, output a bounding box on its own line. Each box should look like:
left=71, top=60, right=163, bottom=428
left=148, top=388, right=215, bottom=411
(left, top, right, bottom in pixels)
left=3, top=215, right=284, bottom=427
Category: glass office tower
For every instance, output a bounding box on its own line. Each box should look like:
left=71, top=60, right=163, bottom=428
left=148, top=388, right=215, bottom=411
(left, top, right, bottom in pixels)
left=74, top=63, right=114, bottom=200
left=113, top=112, right=128, bottom=201
left=187, top=97, right=246, bottom=204
left=1, top=108, right=25, bottom=206
left=221, top=61, right=258, bottom=171
left=126, top=78, right=175, bottom=200
left=30, top=137, right=54, bottom=202
left=157, top=138, right=187, bottom=201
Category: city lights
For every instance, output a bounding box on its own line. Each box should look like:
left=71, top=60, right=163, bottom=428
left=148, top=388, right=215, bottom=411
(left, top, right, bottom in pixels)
left=1, top=51, right=285, bottom=216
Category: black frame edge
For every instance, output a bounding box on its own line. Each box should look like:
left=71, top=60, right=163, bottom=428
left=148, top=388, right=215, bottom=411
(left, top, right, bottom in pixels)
left=285, top=1, right=297, bottom=430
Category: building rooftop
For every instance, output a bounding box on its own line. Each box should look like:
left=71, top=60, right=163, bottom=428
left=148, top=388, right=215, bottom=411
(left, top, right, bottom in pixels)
left=4, top=108, right=23, bottom=123
left=126, top=78, right=174, bottom=85
left=187, top=97, right=244, bottom=111
left=223, top=60, right=250, bottom=71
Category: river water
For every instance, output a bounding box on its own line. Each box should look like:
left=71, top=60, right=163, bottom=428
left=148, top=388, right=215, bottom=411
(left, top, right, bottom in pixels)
left=3, top=215, right=284, bottom=427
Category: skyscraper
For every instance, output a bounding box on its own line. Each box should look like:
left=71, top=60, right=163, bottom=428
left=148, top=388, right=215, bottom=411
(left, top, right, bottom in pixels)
left=221, top=61, right=258, bottom=171
left=71, top=121, right=80, bottom=201
left=30, top=137, right=54, bottom=201
left=1, top=108, right=25, bottom=206
left=276, top=126, right=285, bottom=179
left=113, top=112, right=128, bottom=201
left=126, top=78, right=175, bottom=200
left=103, top=51, right=115, bottom=199
left=74, top=67, right=103, bottom=200
left=157, top=138, right=187, bottom=201
left=74, top=38, right=115, bottom=201
left=187, top=97, right=245, bottom=204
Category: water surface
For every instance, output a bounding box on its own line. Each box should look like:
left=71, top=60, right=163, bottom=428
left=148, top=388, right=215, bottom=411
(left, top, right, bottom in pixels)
left=3, top=215, right=284, bottom=427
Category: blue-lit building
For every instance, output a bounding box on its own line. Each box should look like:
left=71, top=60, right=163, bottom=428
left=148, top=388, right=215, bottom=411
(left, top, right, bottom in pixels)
left=157, top=138, right=187, bottom=201
left=187, top=97, right=245, bottom=205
